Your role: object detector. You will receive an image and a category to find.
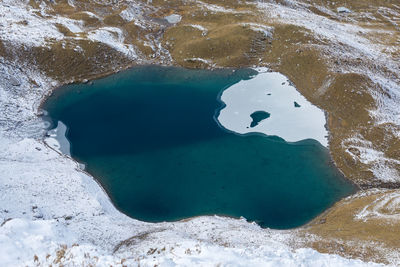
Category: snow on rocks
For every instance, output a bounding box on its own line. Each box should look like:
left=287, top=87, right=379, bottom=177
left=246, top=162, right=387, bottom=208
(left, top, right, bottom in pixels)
left=120, top=5, right=142, bottom=22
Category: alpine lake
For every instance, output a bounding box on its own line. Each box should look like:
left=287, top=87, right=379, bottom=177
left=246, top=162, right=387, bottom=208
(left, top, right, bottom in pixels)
left=43, top=66, right=356, bottom=229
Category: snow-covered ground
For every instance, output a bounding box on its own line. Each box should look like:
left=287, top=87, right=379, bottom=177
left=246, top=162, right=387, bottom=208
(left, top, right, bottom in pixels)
left=0, top=0, right=397, bottom=266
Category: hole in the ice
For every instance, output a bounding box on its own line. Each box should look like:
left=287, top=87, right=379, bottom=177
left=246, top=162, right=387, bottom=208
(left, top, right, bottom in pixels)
left=250, top=111, right=271, bottom=128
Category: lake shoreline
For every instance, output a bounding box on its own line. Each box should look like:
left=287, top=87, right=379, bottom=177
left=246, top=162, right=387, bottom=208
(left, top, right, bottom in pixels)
left=42, top=66, right=356, bottom=229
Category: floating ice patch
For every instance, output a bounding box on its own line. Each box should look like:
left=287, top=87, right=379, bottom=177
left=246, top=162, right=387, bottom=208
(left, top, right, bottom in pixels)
left=217, top=68, right=328, bottom=146
left=165, top=14, right=182, bottom=24
left=45, top=121, right=70, bottom=156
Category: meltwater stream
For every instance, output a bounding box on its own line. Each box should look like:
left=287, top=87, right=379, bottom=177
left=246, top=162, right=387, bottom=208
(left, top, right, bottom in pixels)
left=43, top=66, right=355, bottom=229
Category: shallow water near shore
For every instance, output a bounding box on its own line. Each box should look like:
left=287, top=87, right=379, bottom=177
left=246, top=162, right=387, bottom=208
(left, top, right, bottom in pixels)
left=43, top=65, right=355, bottom=229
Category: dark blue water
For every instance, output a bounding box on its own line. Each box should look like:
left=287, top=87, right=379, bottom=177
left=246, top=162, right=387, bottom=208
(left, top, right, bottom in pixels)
left=250, top=111, right=271, bottom=128
left=43, top=66, right=355, bottom=229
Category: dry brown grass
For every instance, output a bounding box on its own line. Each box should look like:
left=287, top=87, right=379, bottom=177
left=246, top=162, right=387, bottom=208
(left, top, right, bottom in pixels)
left=113, top=228, right=166, bottom=253
left=26, top=40, right=132, bottom=82
left=161, top=2, right=267, bottom=68
left=55, top=23, right=76, bottom=37
left=69, top=11, right=101, bottom=27
left=300, top=189, right=400, bottom=264
left=164, top=23, right=266, bottom=68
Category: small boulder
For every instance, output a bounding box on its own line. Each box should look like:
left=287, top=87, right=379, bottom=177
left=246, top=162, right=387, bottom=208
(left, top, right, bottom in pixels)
left=337, top=7, right=351, bottom=13
left=9, top=76, right=21, bottom=86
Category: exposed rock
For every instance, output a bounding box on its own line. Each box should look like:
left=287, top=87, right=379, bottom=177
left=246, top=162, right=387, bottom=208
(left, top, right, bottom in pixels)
left=337, top=7, right=351, bottom=13
left=9, top=76, right=21, bottom=86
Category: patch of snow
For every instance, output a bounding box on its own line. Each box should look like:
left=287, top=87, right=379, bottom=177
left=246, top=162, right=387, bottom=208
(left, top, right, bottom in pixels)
left=0, top=1, right=64, bottom=47
left=355, top=191, right=400, bottom=222
left=241, top=23, right=274, bottom=38
left=344, top=136, right=400, bottom=182
left=82, top=11, right=100, bottom=19
left=218, top=68, right=328, bottom=146
left=187, top=24, right=208, bottom=35
left=196, top=0, right=246, bottom=14
left=67, top=0, right=75, bottom=7
left=87, top=27, right=137, bottom=58
left=54, top=17, right=83, bottom=33
left=188, top=24, right=207, bottom=32
left=184, top=57, right=215, bottom=66
left=120, top=5, right=142, bottom=22
left=165, top=14, right=182, bottom=24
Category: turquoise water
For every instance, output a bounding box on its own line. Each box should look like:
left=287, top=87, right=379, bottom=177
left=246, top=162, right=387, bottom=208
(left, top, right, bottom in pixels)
left=43, top=66, right=355, bottom=229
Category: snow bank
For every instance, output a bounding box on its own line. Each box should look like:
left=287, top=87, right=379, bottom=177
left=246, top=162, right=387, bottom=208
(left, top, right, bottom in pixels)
left=0, top=219, right=71, bottom=266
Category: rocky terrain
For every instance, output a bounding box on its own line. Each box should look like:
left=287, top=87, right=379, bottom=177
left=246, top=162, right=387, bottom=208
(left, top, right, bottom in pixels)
left=1, top=0, right=400, bottom=265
